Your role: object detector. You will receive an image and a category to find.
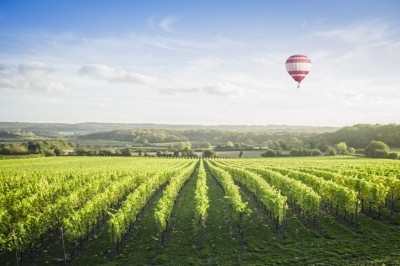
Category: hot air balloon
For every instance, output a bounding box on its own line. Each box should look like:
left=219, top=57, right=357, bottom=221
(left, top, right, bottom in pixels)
left=285, top=54, right=311, bottom=88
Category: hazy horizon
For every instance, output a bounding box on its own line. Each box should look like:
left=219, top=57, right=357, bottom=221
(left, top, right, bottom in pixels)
left=1, top=1, right=400, bottom=126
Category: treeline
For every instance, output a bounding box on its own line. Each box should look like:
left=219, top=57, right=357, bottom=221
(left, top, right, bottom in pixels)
left=2, top=123, right=399, bottom=149
left=1, top=124, right=399, bottom=159
left=76, top=124, right=400, bottom=149
left=78, top=129, right=189, bottom=143
left=0, top=140, right=74, bottom=156
left=78, top=128, right=315, bottom=146
left=312, top=124, right=400, bottom=148
left=0, top=130, right=39, bottom=139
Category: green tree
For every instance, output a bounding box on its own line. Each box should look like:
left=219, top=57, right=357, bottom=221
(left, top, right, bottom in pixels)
left=326, top=146, right=337, bottom=156
left=277, top=140, right=288, bottom=150
left=176, top=141, right=191, bottom=150
left=137, top=147, right=144, bottom=157
left=202, top=149, right=216, bottom=158
left=53, top=148, right=63, bottom=156
left=226, top=141, right=234, bottom=149
left=365, top=140, right=389, bottom=158
left=347, top=147, right=356, bottom=155
left=28, top=141, right=42, bottom=154
left=335, top=142, right=348, bottom=155
left=119, top=147, right=132, bottom=156
left=200, top=142, right=211, bottom=149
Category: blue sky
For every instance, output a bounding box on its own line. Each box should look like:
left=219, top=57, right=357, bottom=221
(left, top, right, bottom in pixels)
left=1, top=0, right=400, bottom=126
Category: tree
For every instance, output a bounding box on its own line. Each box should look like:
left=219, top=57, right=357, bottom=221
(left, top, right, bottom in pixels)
left=335, top=142, right=348, bottom=155
left=226, top=141, right=234, bottom=149
left=137, top=147, right=144, bottom=157
left=347, top=147, right=356, bottom=155
left=119, top=147, right=132, bottom=156
left=277, top=140, right=288, bottom=150
left=269, top=141, right=281, bottom=150
left=326, top=146, right=337, bottom=156
left=245, top=139, right=254, bottom=146
left=262, top=149, right=277, bottom=157
left=176, top=141, right=191, bottom=150
left=53, top=148, right=63, bottom=156
left=317, top=143, right=330, bottom=153
left=28, top=141, right=42, bottom=154
left=200, top=142, right=211, bottom=149
left=202, top=149, right=216, bottom=158
left=365, top=140, right=389, bottom=158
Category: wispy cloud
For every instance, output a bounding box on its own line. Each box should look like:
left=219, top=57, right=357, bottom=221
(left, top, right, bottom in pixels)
left=0, top=62, right=67, bottom=93
left=203, top=82, right=242, bottom=96
left=79, top=64, right=156, bottom=85
left=309, top=19, right=392, bottom=46
left=159, top=16, right=178, bottom=33
left=148, top=15, right=179, bottom=33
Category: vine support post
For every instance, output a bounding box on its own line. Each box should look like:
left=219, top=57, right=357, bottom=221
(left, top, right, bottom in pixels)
left=13, top=229, right=20, bottom=266
left=355, top=198, right=358, bottom=227
left=15, top=249, right=20, bottom=266
left=60, top=227, right=67, bottom=266
left=389, top=190, right=394, bottom=223
left=318, top=202, right=322, bottom=232
left=281, top=203, right=285, bottom=240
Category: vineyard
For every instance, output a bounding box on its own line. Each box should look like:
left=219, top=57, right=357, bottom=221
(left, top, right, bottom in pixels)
left=1, top=156, right=400, bottom=265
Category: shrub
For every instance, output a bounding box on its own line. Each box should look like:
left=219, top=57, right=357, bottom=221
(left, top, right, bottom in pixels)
left=387, top=152, right=399, bottom=160
left=261, top=149, right=277, bottom=157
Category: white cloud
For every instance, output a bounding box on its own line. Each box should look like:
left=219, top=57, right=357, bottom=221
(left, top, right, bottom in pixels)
left=79, top=64, right=156, bottom=85
left=0, top=62, right=66, bottom=93
left=203, top=82, right=242, bottom=96
left=147, top=15, right=179, bottom=33
left=18, top=62, right=54, bottom=76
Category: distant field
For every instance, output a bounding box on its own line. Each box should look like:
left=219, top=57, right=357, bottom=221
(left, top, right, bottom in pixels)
left=216, top=149, right=265, bottom=157
left=1, top=156, right=400, bottom=265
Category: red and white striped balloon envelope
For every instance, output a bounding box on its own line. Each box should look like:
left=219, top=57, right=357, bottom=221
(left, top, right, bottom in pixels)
left=285, top=55, right=311, bottom=88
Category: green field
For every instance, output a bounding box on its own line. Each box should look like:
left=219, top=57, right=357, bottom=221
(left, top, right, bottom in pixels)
left=1, top=156, right=400, bottom=265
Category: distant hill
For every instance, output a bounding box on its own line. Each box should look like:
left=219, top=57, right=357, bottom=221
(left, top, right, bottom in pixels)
left=0, top=122, right=339, bottom=136
left=1, top=122, right=399, bottom=149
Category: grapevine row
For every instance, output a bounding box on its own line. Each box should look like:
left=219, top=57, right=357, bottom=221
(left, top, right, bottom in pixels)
left=154, top=160, right=197, bottom=234
left=194, top=159, right=209, bottom=231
